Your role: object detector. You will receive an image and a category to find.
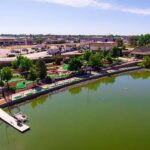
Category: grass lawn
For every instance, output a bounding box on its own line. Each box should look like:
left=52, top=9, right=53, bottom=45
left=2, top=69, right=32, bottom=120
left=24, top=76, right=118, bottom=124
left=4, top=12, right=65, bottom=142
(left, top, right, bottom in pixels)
left=16, top=81, right=32, bottom=89
left=63, top=64, right=69, bottom=71
left=8, top=78, right=24, bottom=83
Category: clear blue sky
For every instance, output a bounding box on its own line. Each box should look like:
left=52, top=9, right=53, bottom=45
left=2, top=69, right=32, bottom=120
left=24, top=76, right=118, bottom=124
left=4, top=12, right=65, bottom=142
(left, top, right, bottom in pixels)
left=0, top=0, right=150, bottom=35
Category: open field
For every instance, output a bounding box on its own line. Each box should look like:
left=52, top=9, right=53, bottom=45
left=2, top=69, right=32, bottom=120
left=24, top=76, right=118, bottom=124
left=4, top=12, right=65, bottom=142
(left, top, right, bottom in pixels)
left=0, top=49, right=11, bottom=57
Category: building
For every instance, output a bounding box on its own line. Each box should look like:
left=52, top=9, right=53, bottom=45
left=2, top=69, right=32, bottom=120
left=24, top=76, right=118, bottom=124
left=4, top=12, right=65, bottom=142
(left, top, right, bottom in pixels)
left=0, top=37, right=33, bottom=46
left=89, top=42, right=117, bottom=51
left=131, top=46, right=150, bottom=58
left=32, top=44, right=47, bottom=51
left=45, top=37, right=66, bottom=44
left=65, top=44, right=77, bottom=52
left=80, top=36, right=115, bottom=45
left=47, top=46, right=60, bottom=55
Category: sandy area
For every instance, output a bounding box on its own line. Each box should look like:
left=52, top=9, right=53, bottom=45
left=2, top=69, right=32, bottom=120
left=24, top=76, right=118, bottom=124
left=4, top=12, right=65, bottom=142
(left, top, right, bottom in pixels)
left=0, top=45, right=35, bottom=50
left=0, top=49, right=11, bottom=57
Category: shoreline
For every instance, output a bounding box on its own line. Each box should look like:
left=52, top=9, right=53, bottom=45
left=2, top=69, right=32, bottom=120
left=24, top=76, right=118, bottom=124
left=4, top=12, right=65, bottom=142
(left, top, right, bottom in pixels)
left=1, top=66, right=148, bottom=109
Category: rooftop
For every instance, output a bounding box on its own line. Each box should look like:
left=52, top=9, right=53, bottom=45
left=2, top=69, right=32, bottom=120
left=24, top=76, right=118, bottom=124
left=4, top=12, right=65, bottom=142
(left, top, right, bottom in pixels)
left=132, top=46, right=150, bottom=55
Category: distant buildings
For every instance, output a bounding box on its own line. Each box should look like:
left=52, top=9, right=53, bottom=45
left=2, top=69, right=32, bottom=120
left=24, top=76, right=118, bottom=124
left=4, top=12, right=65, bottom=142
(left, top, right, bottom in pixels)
left=80, top=36, right=118, bottom=51
left=45, top=37, right=65, bottom=44
left=32, top=44, right=47, bottom=51
left=46, top=43, right=78, bottom=55
left=0, top=36, right=33, bottom=46
left=44, top=36, right=79, bottom=44
left=89, top=42, right=117, bottom=51
left=80, top=36, right=115, bottom=44
left=47, top=46, right=60, bottom=55
left=0, top=35, right=131, bottom=54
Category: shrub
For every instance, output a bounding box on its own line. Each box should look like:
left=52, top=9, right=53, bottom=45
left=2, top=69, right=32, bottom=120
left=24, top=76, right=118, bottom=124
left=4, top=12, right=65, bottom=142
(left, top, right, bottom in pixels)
left=68, top=58, right=82, bottom=71
left=45, top=77, right=52, bottom=84
left=141, top=56, right=150, bottom=68
left=9, top=86, right=16, bottom=93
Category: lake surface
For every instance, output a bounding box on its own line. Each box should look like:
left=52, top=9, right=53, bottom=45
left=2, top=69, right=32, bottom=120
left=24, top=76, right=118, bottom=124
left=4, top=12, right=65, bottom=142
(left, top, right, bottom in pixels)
left=1, top=71, right=150, bottom=150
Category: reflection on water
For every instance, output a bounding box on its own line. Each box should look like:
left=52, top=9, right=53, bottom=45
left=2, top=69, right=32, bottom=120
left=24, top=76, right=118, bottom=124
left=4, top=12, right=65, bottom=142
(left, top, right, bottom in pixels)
left=69, top=76, right=116, bottom=94
left=69, top=87, right=82, bottom=95
left=69, top=70, right=150, bottom=95
left=31, top=96, right=48, bottom=109
left=129, top=70, right=150, bottom=80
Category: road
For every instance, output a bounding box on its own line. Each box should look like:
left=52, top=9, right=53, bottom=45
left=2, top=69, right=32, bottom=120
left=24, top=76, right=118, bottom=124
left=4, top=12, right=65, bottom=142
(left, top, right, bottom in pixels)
left=0, top=51, right=82, bottom=62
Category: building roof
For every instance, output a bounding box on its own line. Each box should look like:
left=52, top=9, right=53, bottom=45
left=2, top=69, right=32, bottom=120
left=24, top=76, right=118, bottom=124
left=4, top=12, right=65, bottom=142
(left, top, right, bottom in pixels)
left=131, top=46, right=150, bottom=55
left=0, top=36, right=16, bottom=40
left=47, top=49, right=60, bottom=54
left=34, top=44, right=46, bottom=49
left=89, top=42, right=116, bottom=46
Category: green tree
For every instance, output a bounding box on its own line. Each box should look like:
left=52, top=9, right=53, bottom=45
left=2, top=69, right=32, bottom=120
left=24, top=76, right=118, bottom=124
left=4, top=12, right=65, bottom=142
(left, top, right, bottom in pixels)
left=35, top=38, right=45, bottom=44
left=140, top=56, right=150, bottom=68
left=19, top=57, right=33, bottom=73
left=106, top=55, right=113, bottom=64
left=101, top=50, right=110, bottom=58
left=111, top=47, right=122, bottom=57
left=116, top=38, right=123, bottom=47
left=16, top=55, right=25, bottom=66
left=1, top=67, right=13, bottom=87
left=89, top=53, right=102, bottom=70
left=11, top=55, right=33, bottom=72
left=29, top=66, right=39, bottom=83
left=83, top=50, right=92, bottom=61
left=11, top=55, right=24, bottom=69
left=138, top=34, right=150, bottom=47
left=68, top=57, right=82, bottom=71
left=35, top=59, right=47, bottom=79
left=129, top=36, right=139, bottom=47
left=11, top=60, right=18, bottom=69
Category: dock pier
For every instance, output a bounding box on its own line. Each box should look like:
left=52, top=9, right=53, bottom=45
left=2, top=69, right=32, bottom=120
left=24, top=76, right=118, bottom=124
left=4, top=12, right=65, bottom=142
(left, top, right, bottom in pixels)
left=0, top=109, right=30, bottom=133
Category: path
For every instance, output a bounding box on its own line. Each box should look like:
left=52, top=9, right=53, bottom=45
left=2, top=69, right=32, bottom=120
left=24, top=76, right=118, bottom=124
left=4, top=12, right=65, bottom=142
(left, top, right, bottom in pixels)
left=0, top=108, right=29, bottom=133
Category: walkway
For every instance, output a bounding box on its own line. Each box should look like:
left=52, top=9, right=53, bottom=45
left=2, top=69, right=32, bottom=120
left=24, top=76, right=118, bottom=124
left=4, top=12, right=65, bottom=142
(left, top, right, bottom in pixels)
left=11, top=77, right=78, bottom=101
left=0, top=108, right=29, bottom=133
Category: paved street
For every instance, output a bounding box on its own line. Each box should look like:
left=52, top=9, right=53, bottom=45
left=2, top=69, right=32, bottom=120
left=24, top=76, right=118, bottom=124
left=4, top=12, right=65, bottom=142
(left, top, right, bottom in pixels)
left=0, top=51, right=81, bottom=62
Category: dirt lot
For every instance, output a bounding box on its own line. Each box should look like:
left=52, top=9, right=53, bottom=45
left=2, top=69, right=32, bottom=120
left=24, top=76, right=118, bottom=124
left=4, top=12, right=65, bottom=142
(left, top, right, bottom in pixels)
left=0, top=49, right=11, bottom=57
left=0, top=45, right=35, bottom=49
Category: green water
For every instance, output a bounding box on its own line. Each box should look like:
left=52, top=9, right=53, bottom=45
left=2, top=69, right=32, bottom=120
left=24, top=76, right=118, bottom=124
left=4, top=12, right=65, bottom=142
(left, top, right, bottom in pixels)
left=1, top=71, right=150, bottom=150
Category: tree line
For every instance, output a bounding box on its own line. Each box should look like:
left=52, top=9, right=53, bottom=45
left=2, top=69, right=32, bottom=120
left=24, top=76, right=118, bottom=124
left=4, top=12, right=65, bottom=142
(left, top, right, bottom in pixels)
left=68, top=47, right=123, bottom=71
left=0, top=56, right=47, bottom=88
left=129, top=34, right=150, bottom=47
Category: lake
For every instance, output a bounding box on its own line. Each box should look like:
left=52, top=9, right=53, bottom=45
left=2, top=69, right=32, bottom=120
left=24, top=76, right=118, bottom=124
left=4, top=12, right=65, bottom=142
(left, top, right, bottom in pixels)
left=1, top=70, right=150, bottom=150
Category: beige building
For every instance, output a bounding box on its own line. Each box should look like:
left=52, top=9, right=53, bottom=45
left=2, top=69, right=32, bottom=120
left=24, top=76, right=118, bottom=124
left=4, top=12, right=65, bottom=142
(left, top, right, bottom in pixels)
left=89, top=42, right=117, bottom=51
left=0, top=36, right=33, bottom=46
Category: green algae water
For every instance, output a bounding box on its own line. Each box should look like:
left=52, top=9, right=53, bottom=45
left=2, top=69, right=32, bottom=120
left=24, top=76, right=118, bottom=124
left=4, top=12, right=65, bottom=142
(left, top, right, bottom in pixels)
left=1, top=71, right=150, bottom=150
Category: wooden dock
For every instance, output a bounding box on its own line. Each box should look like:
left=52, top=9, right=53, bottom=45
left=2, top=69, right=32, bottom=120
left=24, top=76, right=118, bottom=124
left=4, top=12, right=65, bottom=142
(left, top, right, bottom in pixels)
left=0, top=109, right=30, bottom=133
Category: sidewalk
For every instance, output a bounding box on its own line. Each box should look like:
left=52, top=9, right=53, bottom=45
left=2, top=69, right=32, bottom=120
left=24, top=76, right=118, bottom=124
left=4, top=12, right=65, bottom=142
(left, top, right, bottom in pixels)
left=11, top=77, right=79, bottom=101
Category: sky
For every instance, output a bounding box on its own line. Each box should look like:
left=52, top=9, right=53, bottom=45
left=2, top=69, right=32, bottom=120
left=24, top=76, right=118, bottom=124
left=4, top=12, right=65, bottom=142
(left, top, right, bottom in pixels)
left=0, top=0, right=150, bottom=35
